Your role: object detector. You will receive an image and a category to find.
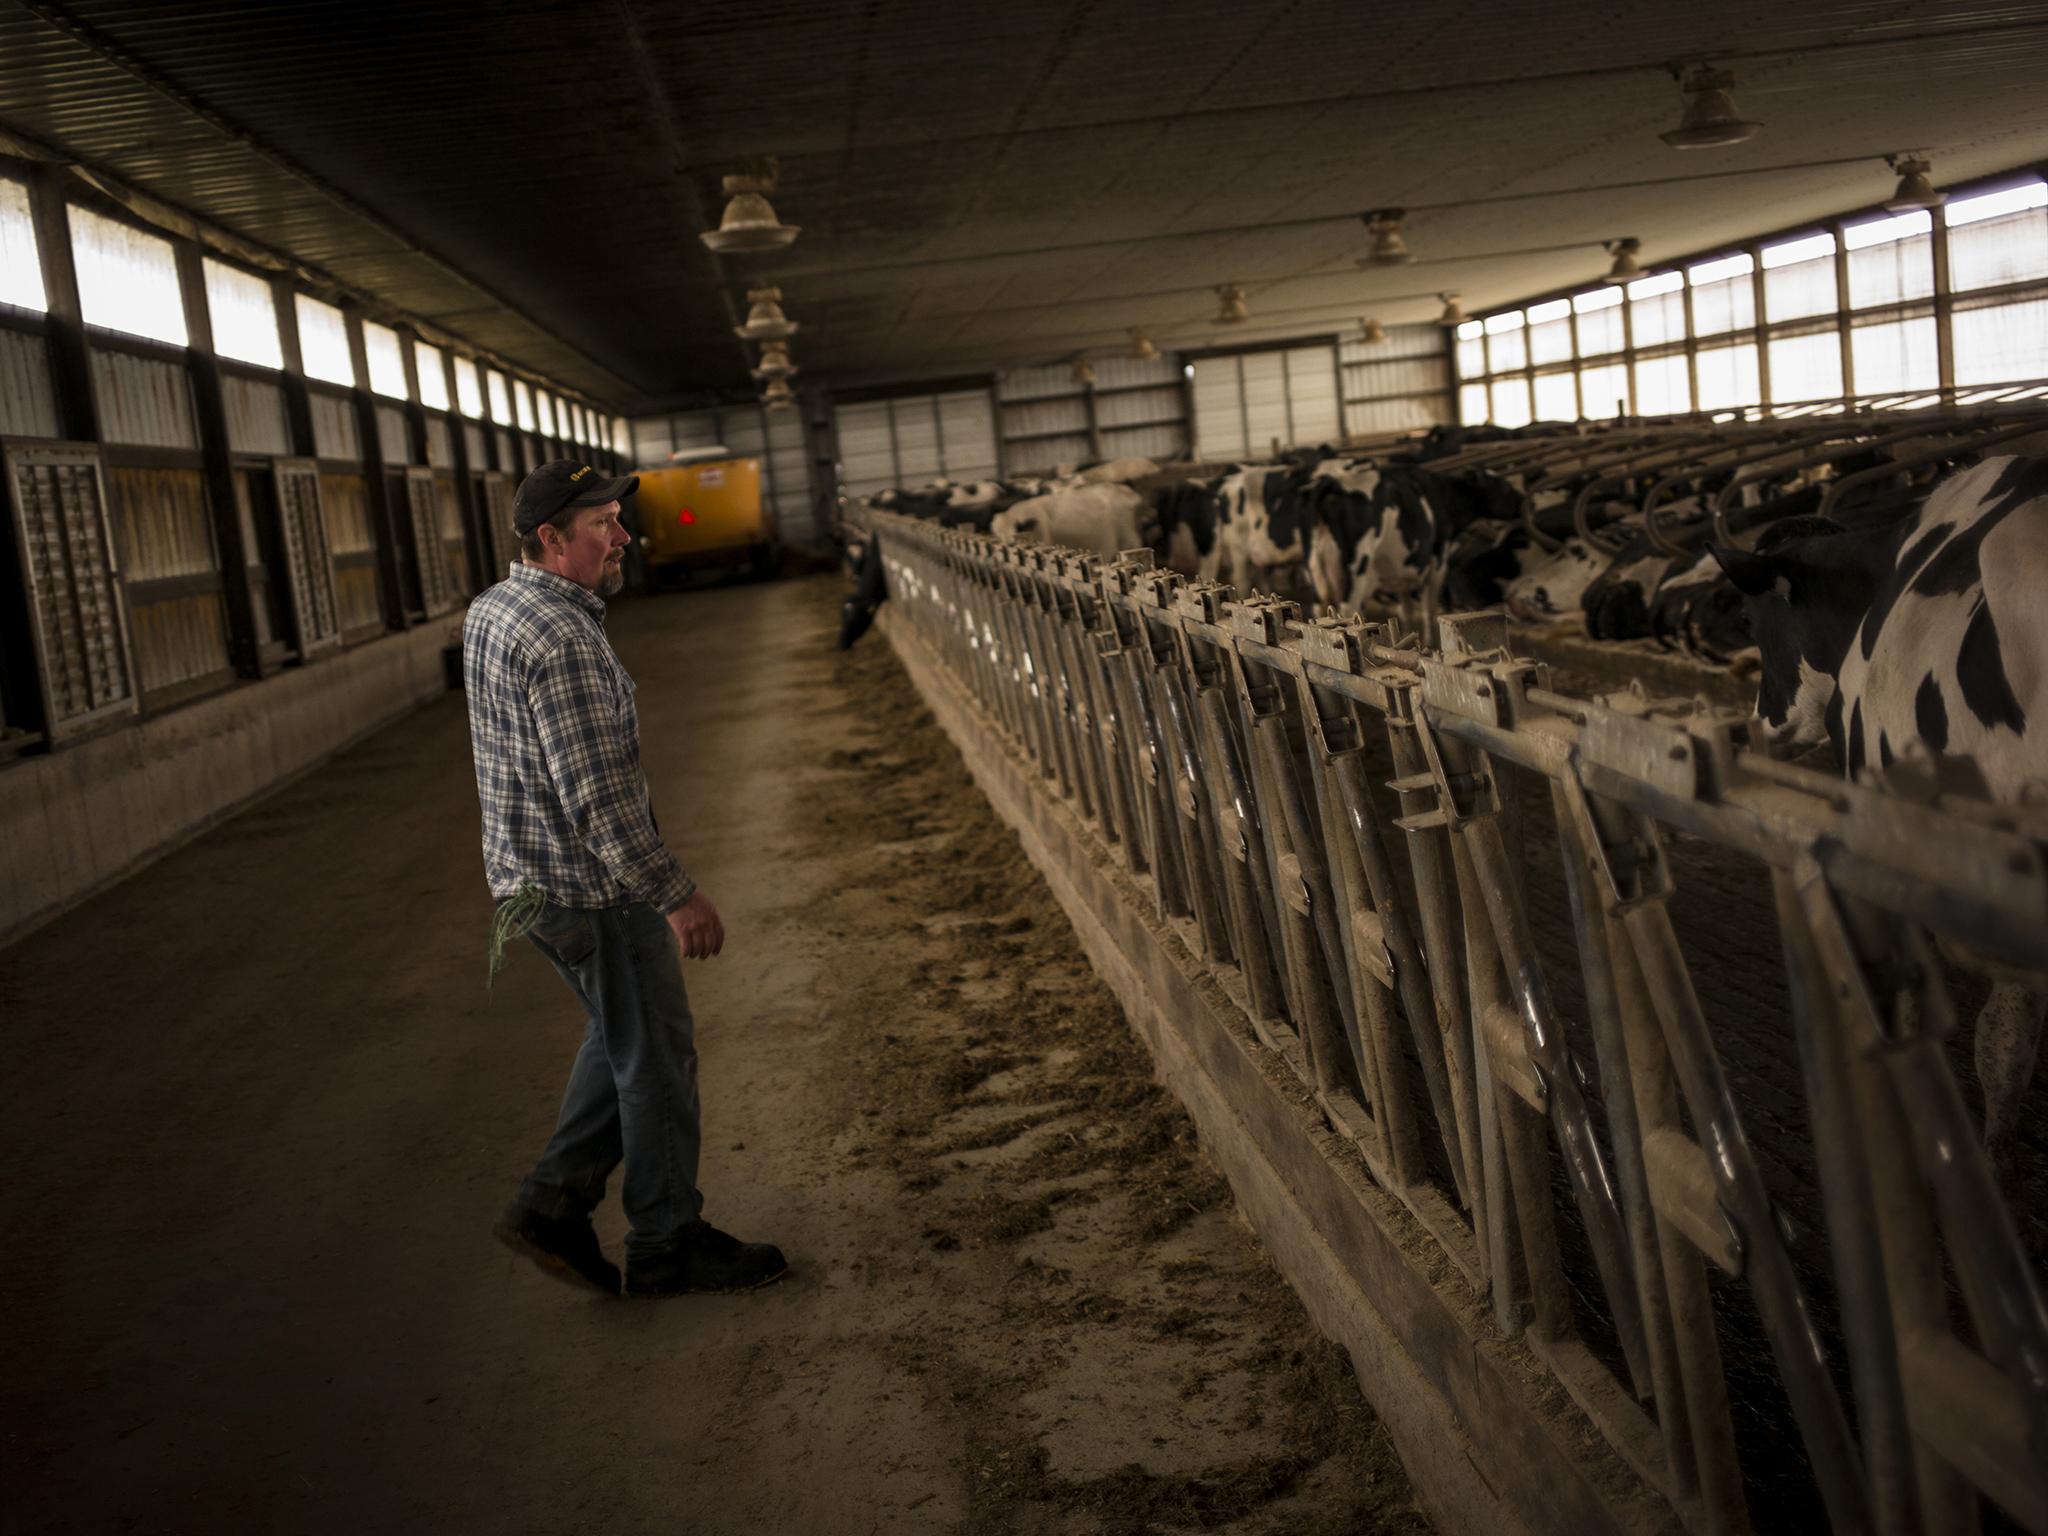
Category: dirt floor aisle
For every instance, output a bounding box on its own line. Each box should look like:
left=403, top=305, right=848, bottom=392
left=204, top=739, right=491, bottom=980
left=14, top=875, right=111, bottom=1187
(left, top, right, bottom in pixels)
left=0, top=575, right=1426, bottom=1536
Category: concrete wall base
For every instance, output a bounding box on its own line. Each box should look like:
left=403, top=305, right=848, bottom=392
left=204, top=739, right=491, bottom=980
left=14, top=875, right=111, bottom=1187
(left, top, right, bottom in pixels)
left=2, top=619, right=462, bottom=948
left=879, top=611, right=1682, bottom=1536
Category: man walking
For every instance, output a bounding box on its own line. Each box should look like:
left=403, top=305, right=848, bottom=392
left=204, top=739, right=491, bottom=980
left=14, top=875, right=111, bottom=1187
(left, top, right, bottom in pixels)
left=463, top=459, right=787, bottom=1298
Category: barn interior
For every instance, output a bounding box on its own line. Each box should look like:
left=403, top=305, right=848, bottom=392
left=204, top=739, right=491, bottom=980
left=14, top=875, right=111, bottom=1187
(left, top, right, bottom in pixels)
left=4, top=3, right=2048, bottom=1534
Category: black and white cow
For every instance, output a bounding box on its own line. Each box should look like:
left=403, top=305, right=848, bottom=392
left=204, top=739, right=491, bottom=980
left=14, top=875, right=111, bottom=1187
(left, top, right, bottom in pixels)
left=1304, top=460, right=1518, bottom=625
left=1714, top=454, right=2048, bottom=1164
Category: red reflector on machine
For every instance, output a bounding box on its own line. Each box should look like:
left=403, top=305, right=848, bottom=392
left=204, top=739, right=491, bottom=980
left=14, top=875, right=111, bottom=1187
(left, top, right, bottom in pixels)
left=677, top=508, right=696, bottom=525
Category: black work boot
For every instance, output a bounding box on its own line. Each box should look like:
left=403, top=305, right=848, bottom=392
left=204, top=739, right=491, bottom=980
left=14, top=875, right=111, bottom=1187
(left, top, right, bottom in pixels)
left=493, top=1201, right=621, bottom=1296
left=624, top=1220, right=790, bottom=1297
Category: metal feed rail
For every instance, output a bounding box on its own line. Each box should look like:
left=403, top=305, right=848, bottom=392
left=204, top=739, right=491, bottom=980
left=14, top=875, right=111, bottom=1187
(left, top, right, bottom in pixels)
left=865, top=507, right=2048, bottom=1536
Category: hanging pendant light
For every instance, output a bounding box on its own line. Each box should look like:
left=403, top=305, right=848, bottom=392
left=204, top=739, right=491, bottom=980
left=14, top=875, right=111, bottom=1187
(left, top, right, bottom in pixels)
left=1128, top=328, right=1159, bottom=361
left=1883, top=154, right=1945, bottom=212
left=1073, top=358, right=1097, bottom=386
left=761, top=378, right=796, bottom=410
left=753, top=341, right=798, bottom=380
left=1215, top=284, right=1248, bottom=324
left=701, top=169, right=801, bottom=253
left=1357, top=209, right=1413, bottom=267
left=1659, top=67, right=1761, bottom=149
left=1360, top=317, right=1387, bottom=345
left=1437, top=292, right=1465, bottom=325
left=734, top=287, right=798, bottom=341
left=1603, top=238, right=1643, bottom=285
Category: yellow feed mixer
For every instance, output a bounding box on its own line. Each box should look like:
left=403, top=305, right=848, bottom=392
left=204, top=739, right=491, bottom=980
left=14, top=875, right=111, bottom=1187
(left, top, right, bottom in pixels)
left=631, top=454, right=777, bottom=585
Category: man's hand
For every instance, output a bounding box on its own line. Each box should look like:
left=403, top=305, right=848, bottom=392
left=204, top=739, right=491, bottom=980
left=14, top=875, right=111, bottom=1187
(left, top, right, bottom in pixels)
left=666, top=890, right=725, bottom=960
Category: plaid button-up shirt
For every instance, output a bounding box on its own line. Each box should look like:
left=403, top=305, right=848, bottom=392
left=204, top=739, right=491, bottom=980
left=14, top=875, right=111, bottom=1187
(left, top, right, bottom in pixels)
left=463, top=563, right=694, bottom=914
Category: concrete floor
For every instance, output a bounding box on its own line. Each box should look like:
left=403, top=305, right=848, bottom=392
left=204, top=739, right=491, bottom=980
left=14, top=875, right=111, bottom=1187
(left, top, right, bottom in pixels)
left=0, top=576, right=1421, bottom=1536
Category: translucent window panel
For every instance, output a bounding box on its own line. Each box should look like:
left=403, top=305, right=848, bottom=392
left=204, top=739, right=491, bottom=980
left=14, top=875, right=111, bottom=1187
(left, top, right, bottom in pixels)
left=1695, top=341, right=1760, bottom=410
left=1459, top=382, right=1490, bottom=425
left=1484, top=310, right=1527, bottom=372
left=486, top=368, right=511, bottom=424
left=1767, top=330, right=1844, bottom=405
left=1455, top=322, right=1485, bottom=379
left=1527, top=299, right=1573, bottom=365
left=613, top=417, right=632, bottom=459
left=537, top=392, right=557, bottom=438
left=1577, top=361, right=1628, bottom=418
left=1283, top=344, right=1342, bottom=446
left=514, top=380, right=535, bottom=432
left=1850, top=315, right=1938, bottom=394
left=0, top=178, right=47, bottom=311
left=1952, top=298, right=2048, bottom=385
left=1946, top=182, right=2048, bottom=291
left=452, top=356, right=483, bottom=417
left=202, top=258, right=282, bottom=368
left=68, top=204, right=186, bottom=345
left=413, top=340, right=449, bottom=410
left=1573, top=287, right=1624, bottom=355
left=1240, top=351, right=1288, bottom=454
left=1688, top=252, right=1755, bottom=336
left=1633, top=352, right=1691, bottom=415
left=361, top=320, right=407, bottom=399
left=1845, top=211, right=1934, bottom=307
left=294, top=294, right=355, bottom=385
left=1532, top=370, right=1577, bottom=421
left=1489, top=376, right=1532, bottom=429
left=1628, top=272, right=1685, bottom=348
left=1762, top=233, right=1838, bottom=322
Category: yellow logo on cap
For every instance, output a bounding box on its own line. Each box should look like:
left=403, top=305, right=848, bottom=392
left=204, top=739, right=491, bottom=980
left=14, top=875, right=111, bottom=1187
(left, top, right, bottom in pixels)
left=570, top=465, right=592, bottom=480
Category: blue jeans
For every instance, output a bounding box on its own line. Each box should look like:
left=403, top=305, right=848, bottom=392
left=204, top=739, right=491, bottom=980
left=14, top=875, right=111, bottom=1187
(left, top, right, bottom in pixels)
left=516, top=899, right=704, bottom=1260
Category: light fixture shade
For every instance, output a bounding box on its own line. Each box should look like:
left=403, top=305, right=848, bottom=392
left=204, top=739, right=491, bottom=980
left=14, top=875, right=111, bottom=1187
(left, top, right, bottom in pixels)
left=1884, top=156, right=1945, bottom=212
left=1128, top=328, right=1159, bottom=361
left=1357, top=209, right=1413, bottom=267
left=701, top=174, right=801, bottom=253
left=1437, top=292, right=1465, bottom=325
left=734, top=286, right=798, bottom=341
left=1215, top=284, right=1248, bottom=324
left=761, top=378, right=796, bottom=410
left=753, top=341, right=797, bottom=380
left=1603, top=238, right=1643, bottom=285
left=1660, top=67, right=1761, bottom=149
left=1073, top=358, right=1097, bottom=386
left=1361, top=317, right=1387, bottom=345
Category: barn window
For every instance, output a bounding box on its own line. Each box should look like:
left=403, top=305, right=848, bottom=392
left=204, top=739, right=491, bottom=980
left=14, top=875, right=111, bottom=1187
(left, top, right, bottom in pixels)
left=0, top=178, right=49, bottom=312
left=1844, top=210, right=1934, bottom=308
left=1688, top=252, right=1755, bottom=336
left=68, top=204, right=187, bottom=345
left=1488, top=376, right=1532, bottom=428
left=1526, top=299, right=1573, bottom=366
left=1695, top=341, right=1761, bottom=410
left=413, top=340, right=450, bottom=410
left=1532, top=370, right=1577, bottom=421
left=514, top=380, right=536, bottom=432
left=453, top=356, right=484, bottom=417
left=202, top=258, right=282, bottom=369
left=1483, top=310, right=1527, bottom=373
left=1576, top=361, right=1628, bottom=419
left=1626, top=271, right=1685, bottom=348
left=1952, top=295, right=2048, bottom=386
left=1571, top=287, right=1624, bottom=356
left=1458, top=382, right=1490, bottom=425
left=1766, top=330, right=1844, bottom=406
left=1633, top=351, right=1691, bottom=415
left=362, top=320, right=408, bottom=399
left=485, top=368, right=511, bottom=424
left=536, top=391, right=557, bottom=439
left=1761, top=233, right=1837, bottom=322
left=1946, top=180, right=2048, bottom=292
left=1454, top=320, right=1485, bottom=380
left=1850, top=314, right=1939, bottom=395
left=612, top=416, right=632, bottom=459
left=294, top=294, right=356, bottom=386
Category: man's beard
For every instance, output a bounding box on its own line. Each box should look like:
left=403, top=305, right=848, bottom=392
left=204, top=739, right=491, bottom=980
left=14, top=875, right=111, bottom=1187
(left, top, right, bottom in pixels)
left=599, top=560, right=625, bottom=597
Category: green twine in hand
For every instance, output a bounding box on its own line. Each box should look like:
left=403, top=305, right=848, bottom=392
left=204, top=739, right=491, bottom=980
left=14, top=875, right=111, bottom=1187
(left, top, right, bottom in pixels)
left=487, top=881, right=548, bottom=988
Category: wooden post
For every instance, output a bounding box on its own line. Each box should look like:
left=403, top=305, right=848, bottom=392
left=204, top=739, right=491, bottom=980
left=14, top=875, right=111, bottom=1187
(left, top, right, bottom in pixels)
left=174, top=240, right=261, bottom=678
left=268, top=274, right=316, bottom=458
left=27, top=163, right=97, bottom=442
left=342, top=303, right=408, bottom=629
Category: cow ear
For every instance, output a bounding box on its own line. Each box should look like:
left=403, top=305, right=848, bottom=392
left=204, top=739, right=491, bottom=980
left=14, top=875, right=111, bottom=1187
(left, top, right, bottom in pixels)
left=1710, top=544, right=1779, bottom=597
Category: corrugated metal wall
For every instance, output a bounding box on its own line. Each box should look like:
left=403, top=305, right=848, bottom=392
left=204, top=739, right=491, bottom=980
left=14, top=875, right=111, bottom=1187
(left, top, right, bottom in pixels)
left=1192, top=331, right=1452, bottom=459
left=374, top=402, right=411, bottom=465
left=0, top=329, right=60, bottom=438
left=1339, top=324, right=1454, bottom=437
left=998, top=356, right=1189, bottom=474
left=222, top=372, right=290, bottom=456
left=90, top=348, right=199, bottom=448
left=832, top=388, right=999, bottom=499
left=105, top=464, right=231, bottom=700
left=998, top=365, right=1091, bottom=474
left=311, top=390, right=359, bottom=461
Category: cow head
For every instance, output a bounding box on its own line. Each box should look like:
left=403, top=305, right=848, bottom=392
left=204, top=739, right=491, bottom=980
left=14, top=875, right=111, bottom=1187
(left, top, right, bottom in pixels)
left=1710, top=516, right=1891, bottom=751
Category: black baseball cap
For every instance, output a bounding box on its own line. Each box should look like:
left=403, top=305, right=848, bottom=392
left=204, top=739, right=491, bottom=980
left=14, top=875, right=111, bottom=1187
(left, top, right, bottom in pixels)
left=512, top=460, right=640, bottom=536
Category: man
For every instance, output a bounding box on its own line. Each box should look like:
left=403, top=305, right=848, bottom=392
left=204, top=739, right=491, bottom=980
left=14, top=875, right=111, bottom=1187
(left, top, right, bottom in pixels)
left=463, top=459, right=788, bottom=1298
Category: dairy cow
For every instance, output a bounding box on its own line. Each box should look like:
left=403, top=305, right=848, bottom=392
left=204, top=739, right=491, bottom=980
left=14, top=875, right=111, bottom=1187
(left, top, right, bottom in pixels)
left=1304, top=461, right=1520, bottom=627
left=989, top=481, right=1148, bottom=559
left=1714, top=454, right=2048, bottom=1164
